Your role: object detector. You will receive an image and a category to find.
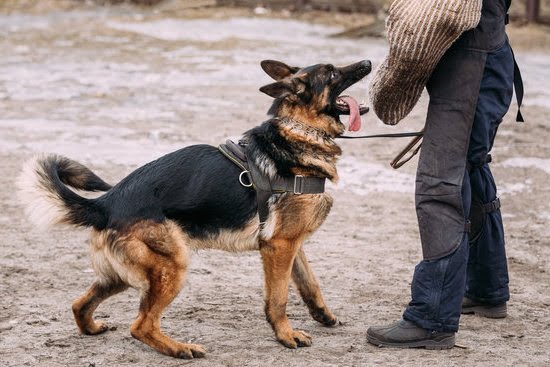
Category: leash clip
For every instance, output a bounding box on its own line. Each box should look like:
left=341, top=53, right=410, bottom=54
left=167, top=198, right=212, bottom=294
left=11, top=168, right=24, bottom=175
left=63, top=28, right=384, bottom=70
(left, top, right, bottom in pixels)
left=239, top=171, right=253, bottom=188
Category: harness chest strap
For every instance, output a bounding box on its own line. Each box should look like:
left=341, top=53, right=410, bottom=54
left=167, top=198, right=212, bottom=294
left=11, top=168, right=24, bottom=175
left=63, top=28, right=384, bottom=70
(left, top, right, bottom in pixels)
left=218, top=140, right=326, bottom=222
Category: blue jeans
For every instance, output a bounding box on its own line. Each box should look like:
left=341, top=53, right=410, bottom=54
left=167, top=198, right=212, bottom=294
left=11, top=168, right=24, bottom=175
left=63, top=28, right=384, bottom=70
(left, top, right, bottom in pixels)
left=403, top=41, right=514, bottom=333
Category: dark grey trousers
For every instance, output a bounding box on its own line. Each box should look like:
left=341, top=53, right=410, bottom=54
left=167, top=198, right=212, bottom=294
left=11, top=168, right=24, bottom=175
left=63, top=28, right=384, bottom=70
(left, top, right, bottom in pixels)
left=403, top=40, right=514, bottom=332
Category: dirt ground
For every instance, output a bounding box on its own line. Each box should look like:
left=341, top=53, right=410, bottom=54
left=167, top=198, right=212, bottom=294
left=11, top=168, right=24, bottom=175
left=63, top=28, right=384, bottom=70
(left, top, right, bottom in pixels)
left=1, top=2, right=550, bottom=367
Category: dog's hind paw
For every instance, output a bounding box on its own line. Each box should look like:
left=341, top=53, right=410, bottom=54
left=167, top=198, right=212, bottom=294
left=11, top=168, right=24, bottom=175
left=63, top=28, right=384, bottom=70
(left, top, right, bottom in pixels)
left=277, top=330, right=312, bottom=349
left=83, top=321, right=109, bottom=335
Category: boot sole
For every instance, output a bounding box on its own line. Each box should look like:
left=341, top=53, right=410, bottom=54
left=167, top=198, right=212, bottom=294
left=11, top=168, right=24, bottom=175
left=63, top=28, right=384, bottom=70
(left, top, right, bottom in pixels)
left=461, top=305, right=507, bottom=319
left=366, top=334, right=455, bottom=350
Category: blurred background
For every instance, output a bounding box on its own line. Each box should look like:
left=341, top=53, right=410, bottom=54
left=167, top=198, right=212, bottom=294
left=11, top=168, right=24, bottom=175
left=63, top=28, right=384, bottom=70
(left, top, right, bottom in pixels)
left=1, top=1, right=549, bottom=367
left=3, top=0, right=550, bottom=21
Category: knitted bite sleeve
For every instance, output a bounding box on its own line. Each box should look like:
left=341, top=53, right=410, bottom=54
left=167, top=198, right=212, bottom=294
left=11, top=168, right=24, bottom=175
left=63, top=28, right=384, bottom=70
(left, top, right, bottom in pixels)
left=369, top=0, right=482, bottom=125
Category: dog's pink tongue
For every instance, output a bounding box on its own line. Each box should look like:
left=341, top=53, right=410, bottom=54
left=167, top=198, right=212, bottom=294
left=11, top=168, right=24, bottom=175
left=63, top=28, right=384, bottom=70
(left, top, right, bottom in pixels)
left=340, top=96, right=361, bottom=131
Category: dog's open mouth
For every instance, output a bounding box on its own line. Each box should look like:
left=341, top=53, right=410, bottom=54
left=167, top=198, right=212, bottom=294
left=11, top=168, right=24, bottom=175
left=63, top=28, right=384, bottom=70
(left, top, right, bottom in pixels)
left=335, top=95, right=370, bottom=132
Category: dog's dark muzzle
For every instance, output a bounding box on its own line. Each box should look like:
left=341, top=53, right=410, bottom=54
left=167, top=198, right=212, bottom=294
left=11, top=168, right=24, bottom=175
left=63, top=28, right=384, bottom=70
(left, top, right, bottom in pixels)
left=332, top=60, right=371, bottom=116
left=337, top=60, right=372, bottom=90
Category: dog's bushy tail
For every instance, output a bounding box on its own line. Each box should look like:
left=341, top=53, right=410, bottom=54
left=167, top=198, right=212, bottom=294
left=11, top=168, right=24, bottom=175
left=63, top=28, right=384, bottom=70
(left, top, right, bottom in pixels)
left=16, top=154, right=112, bottom=229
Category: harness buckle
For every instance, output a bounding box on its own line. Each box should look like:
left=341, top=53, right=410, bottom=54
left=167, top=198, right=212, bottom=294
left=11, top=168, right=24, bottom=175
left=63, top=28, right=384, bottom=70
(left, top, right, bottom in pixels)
left=293, top=175, right=304, bottom=195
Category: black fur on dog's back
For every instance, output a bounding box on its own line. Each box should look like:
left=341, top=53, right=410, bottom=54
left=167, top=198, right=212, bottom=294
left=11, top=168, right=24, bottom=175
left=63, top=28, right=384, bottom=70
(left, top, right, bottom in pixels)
left=98, top=145, right=257, bottom=236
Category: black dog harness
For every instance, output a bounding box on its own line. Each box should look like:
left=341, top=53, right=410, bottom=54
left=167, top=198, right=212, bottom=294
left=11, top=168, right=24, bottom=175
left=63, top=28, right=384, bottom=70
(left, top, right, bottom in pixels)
left=218, top=140, right=326, bottom=223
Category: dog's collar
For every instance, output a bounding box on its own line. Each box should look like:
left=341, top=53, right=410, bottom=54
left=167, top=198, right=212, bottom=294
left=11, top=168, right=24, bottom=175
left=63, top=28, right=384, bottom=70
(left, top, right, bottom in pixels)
left=273, top=117, right=336, bottom=142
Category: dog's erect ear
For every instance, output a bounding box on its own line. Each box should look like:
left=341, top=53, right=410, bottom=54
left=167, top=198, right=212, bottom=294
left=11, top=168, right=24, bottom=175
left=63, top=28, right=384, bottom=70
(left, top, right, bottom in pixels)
left=259, top=81, right=294, bottom=99
left=261, top=60, right=300, bottom=81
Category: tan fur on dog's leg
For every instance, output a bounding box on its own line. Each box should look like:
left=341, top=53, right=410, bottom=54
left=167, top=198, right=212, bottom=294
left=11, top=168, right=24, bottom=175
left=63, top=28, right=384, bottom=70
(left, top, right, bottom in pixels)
left=261, top=238, right=312, bottom=349
left=123, top=224, right=206, bottom=359
left=72, top=281, right=128, bottom=335
left=292, top=248, right=337, bottom=326
left=130, top=274, right=206, bottom=359
left=130, top=268, right=206, bottom=359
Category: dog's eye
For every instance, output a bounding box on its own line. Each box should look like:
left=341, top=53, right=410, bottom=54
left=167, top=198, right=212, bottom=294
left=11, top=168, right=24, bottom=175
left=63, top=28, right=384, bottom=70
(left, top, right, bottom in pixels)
left=330, top=71, right=337, bottom=80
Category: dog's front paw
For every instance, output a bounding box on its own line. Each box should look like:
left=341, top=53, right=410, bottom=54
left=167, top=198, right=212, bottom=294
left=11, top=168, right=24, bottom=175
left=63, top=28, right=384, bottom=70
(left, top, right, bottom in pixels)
left=174, top=343, right=207, bottom=359
left=277, top=329, right=312, bottom=349
left=311, top=307, right=338, bottom=326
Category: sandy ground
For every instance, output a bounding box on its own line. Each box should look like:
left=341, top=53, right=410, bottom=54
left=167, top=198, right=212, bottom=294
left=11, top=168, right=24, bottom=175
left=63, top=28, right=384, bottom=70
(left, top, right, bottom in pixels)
left=1, top=3, right=550, bottom=367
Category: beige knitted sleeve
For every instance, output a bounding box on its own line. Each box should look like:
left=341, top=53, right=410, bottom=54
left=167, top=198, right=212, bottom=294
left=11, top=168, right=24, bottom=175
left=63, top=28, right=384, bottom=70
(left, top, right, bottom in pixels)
left=369, top=0, right=483, bottom=125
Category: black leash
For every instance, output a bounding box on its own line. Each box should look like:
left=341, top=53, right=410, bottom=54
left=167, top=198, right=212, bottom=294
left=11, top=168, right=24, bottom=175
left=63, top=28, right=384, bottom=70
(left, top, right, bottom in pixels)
left=338, top=130, right=425, bottom=169
left=338, top=131, right=424, bottom=139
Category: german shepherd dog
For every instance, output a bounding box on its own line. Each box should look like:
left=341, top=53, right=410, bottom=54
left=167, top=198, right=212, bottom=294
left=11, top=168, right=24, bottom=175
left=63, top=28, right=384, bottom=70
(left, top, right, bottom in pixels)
left=17, top=59, right=371, bottom=359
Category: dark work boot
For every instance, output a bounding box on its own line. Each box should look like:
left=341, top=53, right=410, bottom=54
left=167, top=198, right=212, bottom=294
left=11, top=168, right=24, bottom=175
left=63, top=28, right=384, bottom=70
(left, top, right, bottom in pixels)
left=366, top=319, right=455, bottom=350
left=461, top=297, right=507, bottom=318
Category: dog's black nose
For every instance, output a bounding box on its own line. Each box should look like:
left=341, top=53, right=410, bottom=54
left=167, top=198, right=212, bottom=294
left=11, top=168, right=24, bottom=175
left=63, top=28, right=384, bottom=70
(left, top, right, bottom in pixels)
left=361, top=60, right=372, bottom=73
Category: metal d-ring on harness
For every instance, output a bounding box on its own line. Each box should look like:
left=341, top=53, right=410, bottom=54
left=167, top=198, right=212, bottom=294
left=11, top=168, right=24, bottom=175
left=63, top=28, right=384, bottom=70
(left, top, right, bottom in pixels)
left=238, top=170, right=253, bottom=187
left=338, top=130, right=425, bottom=169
